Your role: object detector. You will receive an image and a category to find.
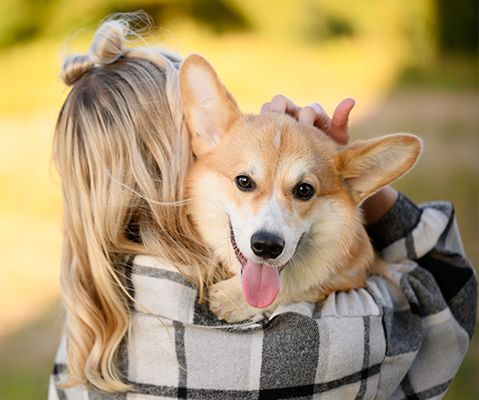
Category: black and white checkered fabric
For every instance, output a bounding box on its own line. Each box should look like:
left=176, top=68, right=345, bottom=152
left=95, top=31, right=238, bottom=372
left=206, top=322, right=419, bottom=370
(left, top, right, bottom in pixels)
left=49, top=194, right=477, bottom=400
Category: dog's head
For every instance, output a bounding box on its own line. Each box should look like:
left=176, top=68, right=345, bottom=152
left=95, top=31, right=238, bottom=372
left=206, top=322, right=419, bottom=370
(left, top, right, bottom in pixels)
left=180, top=54, right=421, bottom=308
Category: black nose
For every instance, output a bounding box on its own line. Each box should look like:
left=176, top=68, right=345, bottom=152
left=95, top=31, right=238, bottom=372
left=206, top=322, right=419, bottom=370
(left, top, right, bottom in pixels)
left=251, top=232, right=285, bottom=260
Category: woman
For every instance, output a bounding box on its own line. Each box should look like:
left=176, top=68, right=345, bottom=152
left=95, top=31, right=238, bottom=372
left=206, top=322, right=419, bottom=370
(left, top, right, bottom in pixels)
left=48, top=15, right=476, bottom=399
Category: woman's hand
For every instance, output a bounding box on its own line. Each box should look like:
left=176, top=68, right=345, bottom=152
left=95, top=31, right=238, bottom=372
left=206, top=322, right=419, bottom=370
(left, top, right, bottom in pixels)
left=260, top=94, right=397, bottom=225
left=260, top=95, right=355, bottom=145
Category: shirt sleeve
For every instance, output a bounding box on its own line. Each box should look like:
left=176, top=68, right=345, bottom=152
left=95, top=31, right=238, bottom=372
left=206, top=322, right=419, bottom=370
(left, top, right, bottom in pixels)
left=365, top=192, right=477, bottom=399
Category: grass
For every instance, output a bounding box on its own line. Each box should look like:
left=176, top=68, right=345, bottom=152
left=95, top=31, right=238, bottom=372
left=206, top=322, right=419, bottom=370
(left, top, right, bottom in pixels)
left=0, top=302, right=63, bottom=399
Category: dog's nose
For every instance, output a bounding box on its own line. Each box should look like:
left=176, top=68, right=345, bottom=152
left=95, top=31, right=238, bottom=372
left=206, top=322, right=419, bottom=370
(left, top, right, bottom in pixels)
left=251, top=232, right=285, bottom=260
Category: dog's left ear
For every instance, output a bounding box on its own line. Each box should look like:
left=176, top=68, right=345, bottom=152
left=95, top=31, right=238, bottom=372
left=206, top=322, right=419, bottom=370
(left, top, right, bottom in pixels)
left=179, top=54, right=242, bottom=156
left=338, top=133, right=422, bottom=204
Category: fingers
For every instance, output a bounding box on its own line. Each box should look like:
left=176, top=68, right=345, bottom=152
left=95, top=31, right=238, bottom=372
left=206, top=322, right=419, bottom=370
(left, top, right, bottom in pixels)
left=261, top=95, right=355, bottom=145
left=261, top=95, right=300, bottom=119
left=330, top=98, right=355, bottom=145
left=298, top=103, right=331, bottom=132
left=262, top=99, right=332, bottom=133
left=260, top=102, right=271, bottom=114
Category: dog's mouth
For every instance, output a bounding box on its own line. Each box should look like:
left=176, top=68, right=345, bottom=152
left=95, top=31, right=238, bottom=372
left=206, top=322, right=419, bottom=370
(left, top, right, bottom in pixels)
left=230, top=225, right=286, bottom=309
left=230, top=226, right=247, bottom=269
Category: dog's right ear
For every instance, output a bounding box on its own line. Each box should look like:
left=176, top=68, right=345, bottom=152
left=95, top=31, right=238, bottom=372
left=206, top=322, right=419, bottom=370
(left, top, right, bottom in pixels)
left=338, top=133, right=422, bottom=204
left=179, top=54, right=242, bottom=156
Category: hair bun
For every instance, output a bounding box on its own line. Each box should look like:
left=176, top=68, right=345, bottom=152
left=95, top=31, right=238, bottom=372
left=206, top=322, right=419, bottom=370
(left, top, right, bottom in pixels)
left=89, top=21, right=128, bottom=65
left=60, top=53, right=94, bottom=86
left=60, top=20, right=129, bottom=86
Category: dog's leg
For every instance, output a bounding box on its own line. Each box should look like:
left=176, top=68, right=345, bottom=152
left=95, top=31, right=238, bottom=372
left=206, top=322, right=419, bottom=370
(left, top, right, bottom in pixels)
left=209, top=276, right=265, bottom=322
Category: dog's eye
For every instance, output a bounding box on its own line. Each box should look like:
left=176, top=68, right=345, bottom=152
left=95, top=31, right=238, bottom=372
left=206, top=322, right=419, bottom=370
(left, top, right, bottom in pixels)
left=236, top=175, right=255, bottom=191
left=294, top=183, right=315, bottom=200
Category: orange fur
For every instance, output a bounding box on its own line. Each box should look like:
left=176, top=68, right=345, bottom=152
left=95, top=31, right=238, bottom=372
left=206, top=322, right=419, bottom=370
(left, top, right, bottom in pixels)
left=180, top=54, right=422, bottom=322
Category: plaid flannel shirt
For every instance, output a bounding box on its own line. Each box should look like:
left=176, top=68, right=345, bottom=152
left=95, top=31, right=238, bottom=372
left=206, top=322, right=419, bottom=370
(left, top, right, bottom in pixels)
left=48, top=194, right=477, bottom=400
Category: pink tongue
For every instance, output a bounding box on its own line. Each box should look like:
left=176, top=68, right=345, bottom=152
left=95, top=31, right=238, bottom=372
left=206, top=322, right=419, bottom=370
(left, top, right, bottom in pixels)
left=241, top=260, right=280, bottom=308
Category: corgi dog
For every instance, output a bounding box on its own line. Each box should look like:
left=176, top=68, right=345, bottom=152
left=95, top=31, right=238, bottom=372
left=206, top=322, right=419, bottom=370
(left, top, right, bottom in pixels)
left=179, top=54, right=421, bottom=322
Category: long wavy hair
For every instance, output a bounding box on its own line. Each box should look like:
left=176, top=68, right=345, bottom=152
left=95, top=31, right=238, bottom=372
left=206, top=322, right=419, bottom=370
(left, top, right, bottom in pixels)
left=53, top=15, right=217, bottom=392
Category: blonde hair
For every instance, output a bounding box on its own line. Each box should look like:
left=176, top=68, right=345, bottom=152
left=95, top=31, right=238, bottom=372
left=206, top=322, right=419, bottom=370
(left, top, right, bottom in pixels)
left=53, top=16, right=217, bottom=392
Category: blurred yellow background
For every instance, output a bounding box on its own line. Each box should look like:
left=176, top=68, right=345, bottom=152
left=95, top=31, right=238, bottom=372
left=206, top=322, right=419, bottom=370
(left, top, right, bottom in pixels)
left=0, top=0, right=477, bottom=398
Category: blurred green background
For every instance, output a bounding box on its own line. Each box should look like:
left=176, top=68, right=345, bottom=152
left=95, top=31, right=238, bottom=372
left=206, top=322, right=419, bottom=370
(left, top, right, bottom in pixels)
left=0, top=0, right=477, bottom=399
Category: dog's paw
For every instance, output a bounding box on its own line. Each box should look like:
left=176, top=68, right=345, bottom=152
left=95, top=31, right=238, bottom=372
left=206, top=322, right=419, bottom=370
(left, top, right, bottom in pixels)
left=209, top=277, right=260, bottom=323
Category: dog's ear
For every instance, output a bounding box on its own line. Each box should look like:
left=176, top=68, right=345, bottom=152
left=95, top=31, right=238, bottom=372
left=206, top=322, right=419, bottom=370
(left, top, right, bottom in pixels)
left=338, top=133, right=422, bottom=204
left=179, top=54, right=241, bottom=156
